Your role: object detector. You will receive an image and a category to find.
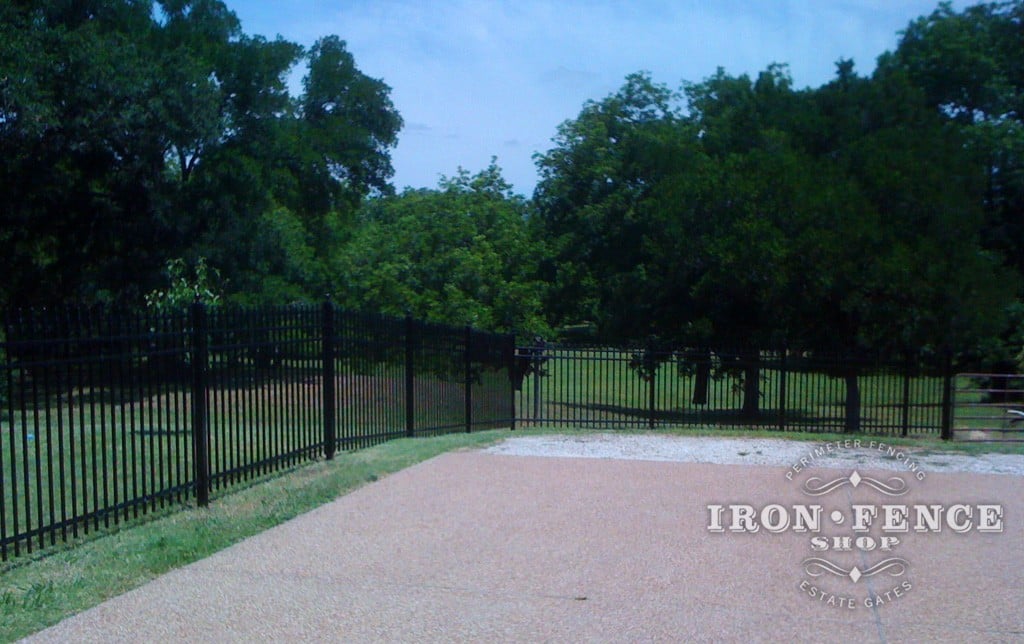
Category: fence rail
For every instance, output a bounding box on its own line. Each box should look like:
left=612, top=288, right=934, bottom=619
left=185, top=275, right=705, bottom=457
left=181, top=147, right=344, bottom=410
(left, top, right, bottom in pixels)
left=514, top=343, right=954, bottom=437
left=952, top=373, right=1024, bottom=442
left=0, top=303, right=515, bottom=561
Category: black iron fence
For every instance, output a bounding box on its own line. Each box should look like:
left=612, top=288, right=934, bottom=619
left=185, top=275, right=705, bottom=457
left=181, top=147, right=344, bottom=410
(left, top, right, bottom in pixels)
left=3, top=308, right=998, bottom=561
left=514, top=343, right=954, bottom=437
left=0, top=303, right=515, bottom=561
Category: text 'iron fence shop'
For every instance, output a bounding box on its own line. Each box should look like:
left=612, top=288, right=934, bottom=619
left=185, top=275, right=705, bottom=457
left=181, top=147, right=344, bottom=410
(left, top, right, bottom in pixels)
left=514, top=343, right=956, bottom=437
left=0, top=303, right=515, bottom=561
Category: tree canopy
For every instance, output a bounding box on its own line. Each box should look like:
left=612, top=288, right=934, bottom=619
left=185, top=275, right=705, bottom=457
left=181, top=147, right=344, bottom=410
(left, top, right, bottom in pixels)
left=1, top=0, right=1023, bottom=361
left=337, top=162, right=548, bottom=336
left=533, top=25, right=1018, bottom=356
left=0, top=0, right=401, bottom=307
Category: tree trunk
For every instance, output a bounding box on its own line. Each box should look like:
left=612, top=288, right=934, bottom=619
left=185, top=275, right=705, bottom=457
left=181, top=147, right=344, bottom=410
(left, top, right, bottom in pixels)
left=844, top=373, right=861, bottom=433
left=692, top=350, right=710, bottom=405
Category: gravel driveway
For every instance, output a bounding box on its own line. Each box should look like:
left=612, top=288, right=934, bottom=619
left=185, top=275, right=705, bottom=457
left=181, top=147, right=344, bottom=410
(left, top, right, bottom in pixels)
left=486, top=433, right=1024, bottom=476
left=25, top=432, right=1024, bottom=642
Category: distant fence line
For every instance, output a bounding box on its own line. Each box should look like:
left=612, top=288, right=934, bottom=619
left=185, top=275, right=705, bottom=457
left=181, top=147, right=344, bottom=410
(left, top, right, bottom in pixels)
left=0, top=302, right=515, bottom=561
left=513, top=342, right=956, bottom=438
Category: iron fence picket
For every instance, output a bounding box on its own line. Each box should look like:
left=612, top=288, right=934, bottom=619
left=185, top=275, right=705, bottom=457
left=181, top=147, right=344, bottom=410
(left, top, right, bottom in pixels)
left=0, top=302, right=514, bottom=562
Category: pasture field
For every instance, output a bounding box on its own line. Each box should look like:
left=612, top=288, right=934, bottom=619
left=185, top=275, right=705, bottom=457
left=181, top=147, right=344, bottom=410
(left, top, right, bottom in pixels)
left=515, top=348, right=950, bottom=436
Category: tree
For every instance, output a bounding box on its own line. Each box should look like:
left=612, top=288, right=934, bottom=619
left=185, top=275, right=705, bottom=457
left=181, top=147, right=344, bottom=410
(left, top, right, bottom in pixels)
left=887, top=0, right=1024, bottom=372
left=0, top=1, right=403, bottom=309
left=338, top=162, right=548, bottom=335
left=889, top=1, right=1024, bottom=272
left=533, top=72, right=685, bottom=339
left=0, top=0, right=173, bottom=305
left=302, top=36, right=403, bottom=201
left=533, top=60, right=1013, bottom=428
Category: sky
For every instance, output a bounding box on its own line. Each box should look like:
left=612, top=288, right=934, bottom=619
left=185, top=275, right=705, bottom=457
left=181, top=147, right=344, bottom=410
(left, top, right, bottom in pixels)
left=228, top=0, right=968, bottom=197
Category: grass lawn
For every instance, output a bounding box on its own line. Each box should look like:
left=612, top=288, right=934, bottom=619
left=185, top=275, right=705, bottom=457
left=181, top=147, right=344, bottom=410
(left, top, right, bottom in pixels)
left=0, top=429, right=509, bottom=642
left=2, top=425, right=1021, bottom=642
left=516, top=349, right=948, bottom=434
left=517, top=352, right=1024, bottom=440
left=1, top=364, right=503, bottom=564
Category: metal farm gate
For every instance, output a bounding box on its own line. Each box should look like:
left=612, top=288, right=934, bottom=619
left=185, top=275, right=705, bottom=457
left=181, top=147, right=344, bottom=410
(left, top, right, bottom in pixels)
left=952, top=373, right=1024, bottom=443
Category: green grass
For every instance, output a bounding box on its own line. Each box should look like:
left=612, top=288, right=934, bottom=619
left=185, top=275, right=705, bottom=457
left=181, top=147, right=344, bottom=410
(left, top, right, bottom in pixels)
left=0, top=429, right=510, bottom=642
left=0, top=384, right=316, bottom=559
left=517, top=350, right=948, bottom=434
left=1, top=424, right=1020, bottom=641
left=0, top=362, right=496, bottom=563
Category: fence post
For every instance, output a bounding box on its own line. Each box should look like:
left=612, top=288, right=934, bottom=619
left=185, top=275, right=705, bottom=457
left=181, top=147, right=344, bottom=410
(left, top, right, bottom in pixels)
left=322, top=300, right=336, bottom=460
left=0, top=317, right=9, bottom=561
left=647, top=338, right=656, bottom=430
left=778, top=348, right=787, bottom=432
left=532, top=342, right=542, bottom=421
left=405, top=316, right=415, bottom=438
left=465, top=326, right=472, bottom=433
left=901, top=353, right=912, bottom=438
left=190, top=300, right=210, bottom=507
left=509, top=335, right=517, bottom=431
left=940, top=350, right=953, bottom=440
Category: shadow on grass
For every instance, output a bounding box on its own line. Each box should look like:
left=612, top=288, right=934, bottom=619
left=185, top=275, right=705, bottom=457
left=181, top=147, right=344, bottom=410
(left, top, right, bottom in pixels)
left=551, top=401, right=862, bottom=431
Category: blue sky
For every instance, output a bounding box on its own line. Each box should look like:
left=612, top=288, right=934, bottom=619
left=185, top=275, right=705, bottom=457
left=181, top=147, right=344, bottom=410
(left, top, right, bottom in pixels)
left=228, top=1, right=967, bottom=196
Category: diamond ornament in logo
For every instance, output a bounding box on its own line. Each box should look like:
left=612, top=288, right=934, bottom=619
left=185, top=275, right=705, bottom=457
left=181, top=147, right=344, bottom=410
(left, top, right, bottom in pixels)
left=802, top=470, right=908, bottom=497
left=803, top=557, right=909, bottom=582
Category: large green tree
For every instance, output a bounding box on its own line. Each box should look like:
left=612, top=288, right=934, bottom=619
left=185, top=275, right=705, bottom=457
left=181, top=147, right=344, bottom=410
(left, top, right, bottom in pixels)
left=0, top=0, right=170, bottom=304
left=338, top=162, right=548, bottom=335
left=888, top=0, right=1024, bottom=369
left=533, top=72, right=686, bottom=339
left=0, top=0, right=402, bottom=308
left=893, top=0, right=1024, bottom=265
left=533, top=59, right=1013, bottom=426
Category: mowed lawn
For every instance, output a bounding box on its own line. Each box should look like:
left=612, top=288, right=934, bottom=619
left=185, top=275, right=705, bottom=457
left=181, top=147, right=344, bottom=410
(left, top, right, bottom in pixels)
left=516, top=349, right=958, bottom=435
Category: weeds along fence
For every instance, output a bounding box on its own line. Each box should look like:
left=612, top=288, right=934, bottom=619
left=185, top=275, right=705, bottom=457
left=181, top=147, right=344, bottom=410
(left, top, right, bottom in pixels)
left=514, top=343, right=954, bottom=437
left=0, top=303, right=515, bottom=561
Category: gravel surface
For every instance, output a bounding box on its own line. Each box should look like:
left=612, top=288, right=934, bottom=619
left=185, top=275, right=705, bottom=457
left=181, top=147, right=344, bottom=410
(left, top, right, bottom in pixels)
left=485, top=433, right=1024, bottom=476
